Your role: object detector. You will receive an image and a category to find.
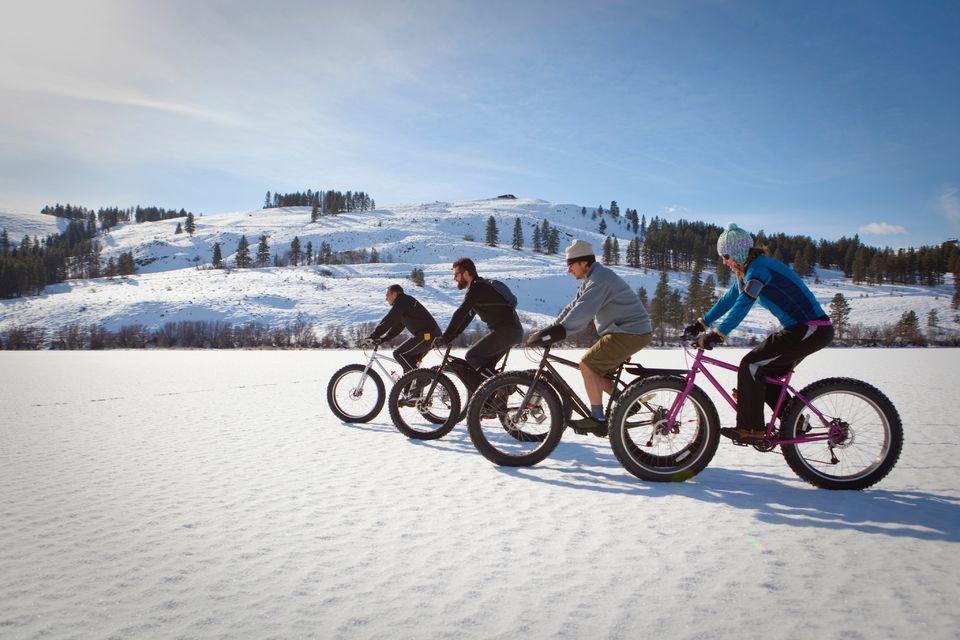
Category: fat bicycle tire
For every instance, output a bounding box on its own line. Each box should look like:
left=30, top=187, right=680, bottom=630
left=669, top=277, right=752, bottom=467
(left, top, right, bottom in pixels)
left=388, top=369, right=461, bottom=440
left=467, top=371, right=564, bottom=467
left=608, top=376, right=720, bottom=482
left=442, top=360, right=480, bottom=422
left=327, top=363, right=386, bottom=423
left=780, top=377, right=902, bottom=490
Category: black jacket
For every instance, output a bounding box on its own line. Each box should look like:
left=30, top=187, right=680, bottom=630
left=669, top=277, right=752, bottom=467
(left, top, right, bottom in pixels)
left=444, top=277, right=521, bottom=340
left=371, top=293, right=442, bottom=342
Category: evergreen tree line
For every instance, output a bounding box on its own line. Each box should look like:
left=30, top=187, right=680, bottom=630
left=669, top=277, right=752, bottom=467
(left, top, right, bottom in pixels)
left=41, top=203, right=193, bottom=230
left=0, top=224, right=136, bottom=298
left=263, top=189, right=375, bottom=213
left=215, top=235, right=391, bottom=270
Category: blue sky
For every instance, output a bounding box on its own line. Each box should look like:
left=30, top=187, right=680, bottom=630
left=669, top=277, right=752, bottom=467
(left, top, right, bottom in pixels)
left=1, top=0, right=958, bottom=248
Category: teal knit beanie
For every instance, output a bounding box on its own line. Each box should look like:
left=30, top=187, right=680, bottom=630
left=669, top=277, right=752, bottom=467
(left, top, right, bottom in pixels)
left=716, top=223, right=754, bottom=265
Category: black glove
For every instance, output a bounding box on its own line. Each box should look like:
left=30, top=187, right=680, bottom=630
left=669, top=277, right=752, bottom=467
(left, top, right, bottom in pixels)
left=359, top=336, right=379, bottom=348
left=683, top=319, right=706, bottom=341
left=526, top=324, right=567, bottom=346
left=696, top=331, right=723, bottom=350
left=432, top=336, right=447, bottom=349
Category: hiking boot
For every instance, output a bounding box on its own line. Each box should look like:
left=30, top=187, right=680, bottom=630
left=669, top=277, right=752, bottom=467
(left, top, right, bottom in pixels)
left=720, top=427, right=767, bottom=444
left=568, top=416, right=608, bottom=438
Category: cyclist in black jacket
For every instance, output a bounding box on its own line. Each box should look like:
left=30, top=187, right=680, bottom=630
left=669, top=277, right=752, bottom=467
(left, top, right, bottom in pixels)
left=368, top=284, right=442, bottom=372
left=439, top=257, right=523, bottom=380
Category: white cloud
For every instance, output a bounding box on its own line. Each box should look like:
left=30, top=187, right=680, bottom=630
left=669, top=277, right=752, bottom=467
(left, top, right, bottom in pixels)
left=859, top=222, right=906, bottom=235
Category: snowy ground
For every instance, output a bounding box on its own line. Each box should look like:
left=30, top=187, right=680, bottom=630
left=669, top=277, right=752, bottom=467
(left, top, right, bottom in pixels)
left=2, top=347, right=959, bottom=639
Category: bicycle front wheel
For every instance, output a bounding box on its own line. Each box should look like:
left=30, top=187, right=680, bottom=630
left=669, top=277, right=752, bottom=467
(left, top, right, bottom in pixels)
left=466, top=371, right=564, bottom=467
left=780, top=377, right=902, bottom=490
left=326, top=364, right=386, bottom=423
left=608, top=376, right=719, bottom=482
left=387, top=369, right=461, bottom=440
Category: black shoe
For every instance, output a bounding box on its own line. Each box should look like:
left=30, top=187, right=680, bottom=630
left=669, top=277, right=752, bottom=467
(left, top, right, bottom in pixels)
left=720, top=427, right=767, bottom=444
left=568, top=416, right=608, bottom=438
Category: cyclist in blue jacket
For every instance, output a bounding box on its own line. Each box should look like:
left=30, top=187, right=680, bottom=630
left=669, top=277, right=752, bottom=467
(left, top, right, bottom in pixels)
left=685, top=223, right=834, bottom=444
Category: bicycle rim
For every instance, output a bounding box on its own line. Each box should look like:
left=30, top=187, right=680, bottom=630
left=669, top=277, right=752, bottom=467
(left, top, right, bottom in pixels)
left=327, top=365, right=384, bottom=423
left=467, top=372, right=563, bottom=466
left=782, top=381, right=902, bottom=489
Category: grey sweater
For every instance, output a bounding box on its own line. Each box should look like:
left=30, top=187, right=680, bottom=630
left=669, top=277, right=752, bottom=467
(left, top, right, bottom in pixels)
left=556, top=262, right=652, bottom=336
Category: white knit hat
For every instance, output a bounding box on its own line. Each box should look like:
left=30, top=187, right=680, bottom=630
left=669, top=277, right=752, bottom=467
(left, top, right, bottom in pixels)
left=565, top=239, right=594, bottom=263
left=716, top=223, right=754, bottom=265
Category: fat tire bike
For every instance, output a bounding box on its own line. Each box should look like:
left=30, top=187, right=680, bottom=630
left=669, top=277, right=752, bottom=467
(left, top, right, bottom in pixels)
left=387, top=345, right=510, bottom=440
left=465, top=342, right=656, bottom=467
left=607, top=340, right=903, bottom=489
left=326, top=342, right=404, bottom=423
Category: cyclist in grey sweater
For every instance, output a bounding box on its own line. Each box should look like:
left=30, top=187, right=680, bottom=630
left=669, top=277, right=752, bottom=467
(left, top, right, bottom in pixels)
left=528, top=239, right=653, bottom=435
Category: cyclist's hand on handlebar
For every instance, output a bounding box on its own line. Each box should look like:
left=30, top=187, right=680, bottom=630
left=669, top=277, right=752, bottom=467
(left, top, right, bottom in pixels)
left=683, top=320, right=705, bottom=341
left=696, top=331, right=723, bottom=350
left=432, top=336, right=447, bottom=349
left=359, top=336, right=380, bottom=348
left=526, top=324, right=566, bottom=346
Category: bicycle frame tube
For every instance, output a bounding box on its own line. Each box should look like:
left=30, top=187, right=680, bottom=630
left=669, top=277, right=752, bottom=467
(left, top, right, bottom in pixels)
left=352, top=347, right=401, bottom=394
left=525, top=347, right=628, bottom=420
left=670, top=347, right=835, bottom=445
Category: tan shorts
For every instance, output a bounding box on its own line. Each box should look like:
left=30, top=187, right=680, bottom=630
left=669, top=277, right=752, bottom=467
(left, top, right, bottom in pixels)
left=581, top=332, right=653, bottom=375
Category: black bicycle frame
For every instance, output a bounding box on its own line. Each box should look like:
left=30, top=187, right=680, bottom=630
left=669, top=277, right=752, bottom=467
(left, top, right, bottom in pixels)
left=525, top=344, right=634, bottom=419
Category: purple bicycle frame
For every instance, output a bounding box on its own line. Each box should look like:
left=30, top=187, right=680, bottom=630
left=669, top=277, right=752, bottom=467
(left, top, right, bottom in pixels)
left=669, top=347, right=838, bottom=445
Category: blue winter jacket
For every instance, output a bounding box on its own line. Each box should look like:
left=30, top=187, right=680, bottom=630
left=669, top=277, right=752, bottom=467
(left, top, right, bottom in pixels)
left=702, top=255, right=826, bottom=338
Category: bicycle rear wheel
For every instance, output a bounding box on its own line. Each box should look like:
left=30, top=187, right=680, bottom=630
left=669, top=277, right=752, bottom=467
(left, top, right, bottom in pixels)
left=467, top=371, right=564, bottom=466
left=608, top=376, right=719, bottom=482
left=780, top=377, right=902, bottom=490
left=327, top=364, right=385, bottom=423
left=388, top=369, right=461, bottom=440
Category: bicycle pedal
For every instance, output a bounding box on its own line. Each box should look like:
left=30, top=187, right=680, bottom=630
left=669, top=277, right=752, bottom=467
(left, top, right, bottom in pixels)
left=730, top=440, right=750, bottom=447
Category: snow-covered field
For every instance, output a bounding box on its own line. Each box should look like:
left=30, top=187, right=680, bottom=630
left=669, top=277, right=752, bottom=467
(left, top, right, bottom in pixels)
left=2, top=347, right=958, bottom=639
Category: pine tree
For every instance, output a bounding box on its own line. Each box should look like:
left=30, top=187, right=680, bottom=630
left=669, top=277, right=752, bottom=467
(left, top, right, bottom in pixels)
left=311, top=203, right=320, bottom=222
left=290, top=236, right=302, bottom=266
left=184, top=212, right=196, bottom=235
left=599, top=218, right=607, bottom=234
left=637, top=286, right=649, bottom=309
left=612, top=237, right=620, bottom=265
left=602, top=237, right=614, bottom=265
left=532, top=226, right=542, bottom=253
left=547, top=228, right=560, bottom=255
left=685, top=270, right=704, bottom=322
left=212, top=242, right=222, bottom=269
left=306, top=241, right=314, bottom=265
left=235, top=236, right=251, bottom=268
left=256, top=235, right=271, bottom=267
left=485, top=216, right=499, bottom=247
left=264, top=191, right=271, bottom=209
left=410, top=267, right=425, bottom=286
left=609, top=200, right=620, bottom=218
left=650, top=271, right=671, bottom=344
left=829, top=292, right=851, bottom=341
left=512, top=217, right=523, bottom=250
left=702, top=275, right=717, bottom=311
left=175, top=222, right=183, bottom=234
left=895, top=310, right=921, bottom=345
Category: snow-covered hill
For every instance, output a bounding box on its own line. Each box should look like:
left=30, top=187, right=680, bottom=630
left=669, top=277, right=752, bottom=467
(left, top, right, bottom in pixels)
left=1, top=198, right=957, bottom=342
left=0, top=208, right=69, bottom=240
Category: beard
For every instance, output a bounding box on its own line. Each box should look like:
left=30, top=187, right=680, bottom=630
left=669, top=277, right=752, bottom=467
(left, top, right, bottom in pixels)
left=456, top=278, right=469, bottom=290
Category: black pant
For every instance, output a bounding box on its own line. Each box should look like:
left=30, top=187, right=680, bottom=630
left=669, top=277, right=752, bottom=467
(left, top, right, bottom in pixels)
left=736, top=321, right=834, bottom=429
left=393, top=334, right=433, bottom=372
left=465, top=326, right=523, bottom=373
